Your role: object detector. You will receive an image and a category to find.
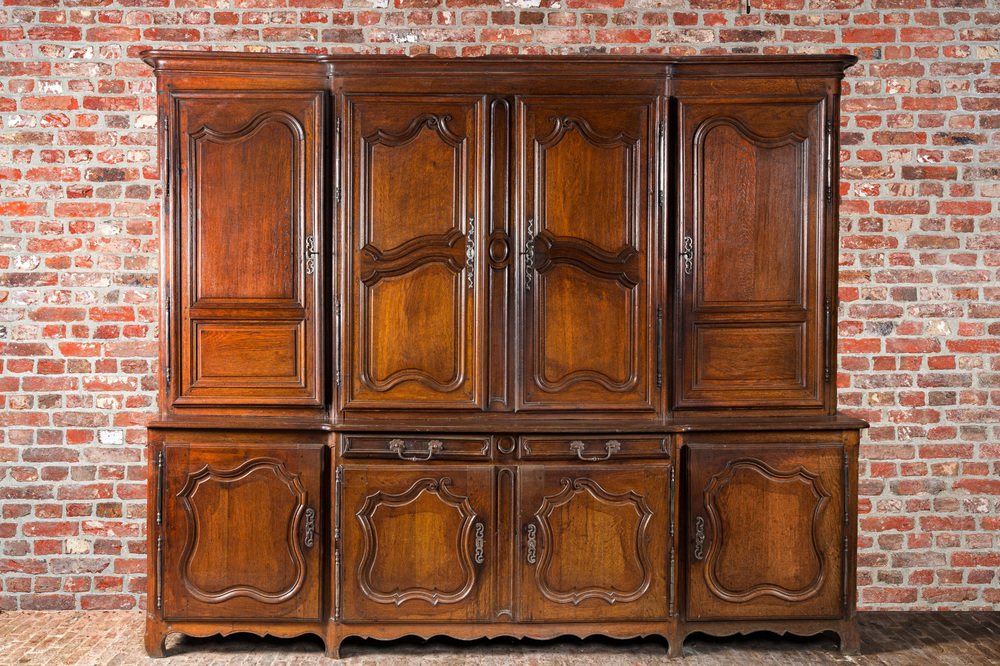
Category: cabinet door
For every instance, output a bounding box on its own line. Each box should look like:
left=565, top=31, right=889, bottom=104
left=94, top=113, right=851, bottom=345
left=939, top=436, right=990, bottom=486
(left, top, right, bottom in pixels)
left=339, top=465, right=493, bottom=622
left=685, top=440, right=845, bottom=620
left=516, top=97, right=659, bottom=413
left=171, top=92, right=323, bottom=407
left=343, top=96, right=486, bottom=410
left=676, top=95, right=829, bottom=411
left=518, top=465, right=669, bottom=622
left=161, top=441, right=323, bottom=620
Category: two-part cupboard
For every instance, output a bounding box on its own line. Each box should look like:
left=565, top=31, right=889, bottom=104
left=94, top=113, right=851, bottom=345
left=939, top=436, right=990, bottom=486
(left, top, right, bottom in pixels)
left=142, top=51, right=864, bottom=658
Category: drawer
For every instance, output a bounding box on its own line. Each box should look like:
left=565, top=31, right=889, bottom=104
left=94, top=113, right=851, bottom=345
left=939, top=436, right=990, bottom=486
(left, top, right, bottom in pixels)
left=340, top=434, right=491, bottom=461
left=519, top=435, right=669, bottom=461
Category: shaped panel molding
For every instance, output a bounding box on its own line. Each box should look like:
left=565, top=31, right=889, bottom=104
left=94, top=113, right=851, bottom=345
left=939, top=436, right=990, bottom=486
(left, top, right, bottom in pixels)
left=356, top=477, right=479, bottom=606
left=177, top=457, right=309, bottom=604
left=534, top=477, right=654, bottom=605
left=703, top=458, right=830, bottom=603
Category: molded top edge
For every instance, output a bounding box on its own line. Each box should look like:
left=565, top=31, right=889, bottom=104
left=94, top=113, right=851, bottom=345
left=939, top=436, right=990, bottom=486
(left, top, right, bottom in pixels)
left=140, top=49, right=858, bottom=74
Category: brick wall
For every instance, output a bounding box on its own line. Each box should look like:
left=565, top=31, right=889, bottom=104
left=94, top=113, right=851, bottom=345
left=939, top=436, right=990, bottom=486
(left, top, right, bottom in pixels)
left=1, top=0, right=998, bottom=613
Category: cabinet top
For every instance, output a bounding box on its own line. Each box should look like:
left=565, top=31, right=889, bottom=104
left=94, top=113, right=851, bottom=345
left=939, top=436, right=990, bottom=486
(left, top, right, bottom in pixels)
left=140, top=50, right=857, bottom=80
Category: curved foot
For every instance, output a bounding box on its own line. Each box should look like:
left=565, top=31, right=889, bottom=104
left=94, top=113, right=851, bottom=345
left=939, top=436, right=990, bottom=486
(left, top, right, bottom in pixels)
left=667, top=636, right=685, bottom=658
left=838, top=625, right=860, bottom=655
left=324, top=641, right=341, bottom=659
left=144, top=627, right=168, bottom=658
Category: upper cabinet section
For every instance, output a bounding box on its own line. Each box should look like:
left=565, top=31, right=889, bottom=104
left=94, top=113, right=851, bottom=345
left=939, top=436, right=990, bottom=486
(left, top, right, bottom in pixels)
left=144, top=52, right=328, bottom=417
left=143, top=52, right=855, bottom=422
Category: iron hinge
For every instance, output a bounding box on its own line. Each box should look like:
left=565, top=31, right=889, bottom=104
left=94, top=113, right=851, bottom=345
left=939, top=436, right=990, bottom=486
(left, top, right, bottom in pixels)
left=824, top=297, right=832, bottom=384
left=668, top=547, right=675, bottom=617
left=156, top=534, right=163, bottom=611
left=826, top=119, right=834, bottom=206
left=163, top=293, right=171, bottom=390
left=334, top=465, right=342, bottom=621
left=656, top=305, right=663, bottom=388
left=334, top=299, right=342, bottom=388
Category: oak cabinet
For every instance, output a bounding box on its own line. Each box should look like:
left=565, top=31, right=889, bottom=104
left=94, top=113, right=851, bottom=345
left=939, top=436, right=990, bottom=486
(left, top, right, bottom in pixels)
left=143, top=52, right=864, bottom=660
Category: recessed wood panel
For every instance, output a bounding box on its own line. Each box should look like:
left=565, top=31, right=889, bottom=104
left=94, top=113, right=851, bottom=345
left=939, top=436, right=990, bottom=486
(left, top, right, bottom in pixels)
left=368, top=122, right=461, bottom=251
left=698, top=121, right=804, bottom=309
left=362, top=265, right=465, bottom=394
left=519, top=465, right=669, bottom=622
left=196, top=324, right=299, bottom=381
left=695, top=324, right=804, bottom=386
left=161, top=442, right=323, bottom=621
left=195, top=115, right=299, bottom=303
left=339, top=466, right=493, bottom=622
left=685, top=440, right=844, bottom=620
left=535, top=266, right=635, bottom=393
left=542, top=128, right=629, bottom=253
left=518, top=97, right=657, bottom=413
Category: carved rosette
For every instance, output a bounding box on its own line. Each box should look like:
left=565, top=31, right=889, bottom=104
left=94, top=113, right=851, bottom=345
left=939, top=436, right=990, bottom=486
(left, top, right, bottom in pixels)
left=534, top=477, right=654, bottom=605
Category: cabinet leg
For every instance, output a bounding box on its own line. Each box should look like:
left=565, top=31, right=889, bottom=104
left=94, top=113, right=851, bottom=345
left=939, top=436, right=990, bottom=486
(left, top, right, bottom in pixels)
left=143, top=624, right=168, bottom=658
left=324, top=640, right=341, bottom=659
left=838, top=623, right=860, bottom=655
left=666, top=633, right=685, bottom=659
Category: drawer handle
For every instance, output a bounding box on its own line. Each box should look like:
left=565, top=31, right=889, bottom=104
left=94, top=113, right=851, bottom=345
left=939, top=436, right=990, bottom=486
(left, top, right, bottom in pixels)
left=303, top=507, right=316, bottom=548
left=569, top=440, right=621, bottom=461
left=694, top=515, right=705, bottom=561
left=474, top=521, right=485, bottom=564
left=388, top=438, right=443, bottom=461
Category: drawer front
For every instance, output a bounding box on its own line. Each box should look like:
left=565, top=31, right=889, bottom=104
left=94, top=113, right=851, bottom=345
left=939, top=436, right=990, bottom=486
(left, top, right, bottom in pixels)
left=520, top=436, right=669, bottom=461
left=341, top=435, right=492, bottom=461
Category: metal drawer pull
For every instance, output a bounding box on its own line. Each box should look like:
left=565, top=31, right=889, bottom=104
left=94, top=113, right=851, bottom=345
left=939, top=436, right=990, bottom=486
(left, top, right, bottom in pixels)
left=569, top=440, right=621, bottom=461
left=388, top=438, right=443, bottom=461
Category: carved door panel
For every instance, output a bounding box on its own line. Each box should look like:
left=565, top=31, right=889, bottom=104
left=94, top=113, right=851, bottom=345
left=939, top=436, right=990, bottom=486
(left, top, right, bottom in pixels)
left=344, top=96, right=486, bottom=410
left=339, top=465, right=493, bottom=622
left=172, top=93, right=323, bottom=408
left=160, top=442, right=323, bottom=620
left=685, top=441, right=845, bottom=620
left=676, top=95, right=829, bottom=411
left=515, top=97, right=659, bottom=413
left=518, top=465, right=668, bottom=622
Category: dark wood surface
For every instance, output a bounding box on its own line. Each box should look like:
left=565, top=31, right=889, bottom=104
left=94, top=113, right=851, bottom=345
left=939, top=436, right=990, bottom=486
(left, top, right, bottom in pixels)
left=142, top=51, right=862, bottom=660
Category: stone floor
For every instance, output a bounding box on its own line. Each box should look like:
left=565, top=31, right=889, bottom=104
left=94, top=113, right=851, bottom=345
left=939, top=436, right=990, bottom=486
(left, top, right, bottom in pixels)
left=1, top=612, right=998, bottom=665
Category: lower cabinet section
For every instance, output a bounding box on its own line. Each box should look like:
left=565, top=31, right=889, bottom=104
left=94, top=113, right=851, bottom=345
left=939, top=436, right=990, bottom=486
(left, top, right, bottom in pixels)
left=146, top=427, right=860, bottom=659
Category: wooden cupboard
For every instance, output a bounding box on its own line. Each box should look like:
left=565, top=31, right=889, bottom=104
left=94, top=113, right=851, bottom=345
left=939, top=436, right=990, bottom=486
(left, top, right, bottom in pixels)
left=143, top=52, right=864, bottom=659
